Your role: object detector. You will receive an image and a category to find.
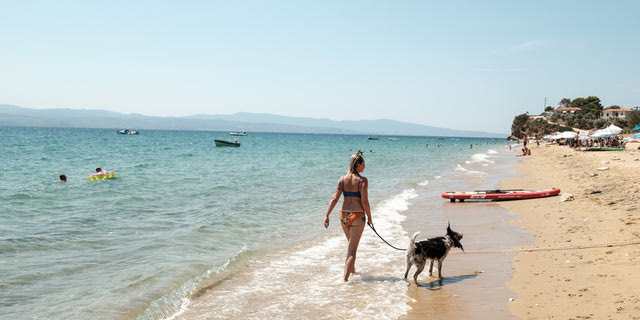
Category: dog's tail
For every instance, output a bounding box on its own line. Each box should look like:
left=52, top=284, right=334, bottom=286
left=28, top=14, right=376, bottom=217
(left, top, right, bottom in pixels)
left=407, top=232, right=419, bottom=255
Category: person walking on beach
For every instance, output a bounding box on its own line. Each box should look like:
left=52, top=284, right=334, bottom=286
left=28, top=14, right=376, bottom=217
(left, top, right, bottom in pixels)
left=324, top=150, right=372, bottom=282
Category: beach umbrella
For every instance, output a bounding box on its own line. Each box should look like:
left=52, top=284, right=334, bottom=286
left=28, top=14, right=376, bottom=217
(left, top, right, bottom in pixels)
left=558, top=131, right=577, bottom=139
left=632, top=133, right=640, bottom=139
left=633, top=125, right=640, bottom=131
left=605, top=124, right=622, bottom=134
left=578, top=134, right=591, bottom=140
left=592, top=131, right=613, bottom=138
left=591, top=126, right=614, bottom=137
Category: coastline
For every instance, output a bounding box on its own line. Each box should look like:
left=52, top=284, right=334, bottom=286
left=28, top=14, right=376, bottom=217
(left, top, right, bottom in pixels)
left=500, top=142, right=640, bottom=319
left=402, top=141, right=640, bottom=319
left=401, top=146, right=529, bottom=319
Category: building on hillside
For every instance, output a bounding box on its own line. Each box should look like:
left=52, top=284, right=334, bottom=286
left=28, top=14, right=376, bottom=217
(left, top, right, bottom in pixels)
left=556, top=107, right=582, bottom=114
left=601, top=108, right=633, bottom=119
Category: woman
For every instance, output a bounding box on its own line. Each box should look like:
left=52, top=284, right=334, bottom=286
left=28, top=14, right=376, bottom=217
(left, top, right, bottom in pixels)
left=324, top=150, right=372, bottom=282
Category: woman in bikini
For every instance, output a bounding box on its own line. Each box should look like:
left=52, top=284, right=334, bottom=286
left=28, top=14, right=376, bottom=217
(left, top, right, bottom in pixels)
left=324, top=150, right=372, bottom=282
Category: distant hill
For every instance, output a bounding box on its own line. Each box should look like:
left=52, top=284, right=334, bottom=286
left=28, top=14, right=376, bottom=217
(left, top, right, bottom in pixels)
left=0, top=104, right=506, bottom=137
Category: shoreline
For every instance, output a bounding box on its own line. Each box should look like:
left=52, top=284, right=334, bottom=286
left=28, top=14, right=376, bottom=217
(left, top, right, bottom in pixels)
left=402, top=142, right=640, bottom=319
left=401, top=146, right=528, bottom=319
left=500, top=142, right=640, bottom=319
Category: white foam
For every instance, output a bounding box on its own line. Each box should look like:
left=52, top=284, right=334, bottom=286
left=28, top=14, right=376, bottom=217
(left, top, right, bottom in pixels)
left=163, top=298, right=191, bottom=320
left=455, top=164, right=486, bottom=176
left=418, top=179, right=429, bottom=186
left=159, top=245, right=249, bottom=320
left=167, top=190, right=417, bottom=319
left=465, top=153, right=496, bottom=166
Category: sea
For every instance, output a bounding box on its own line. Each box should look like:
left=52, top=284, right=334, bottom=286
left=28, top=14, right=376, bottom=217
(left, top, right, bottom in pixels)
left=0, top=127, right=523, bottom=319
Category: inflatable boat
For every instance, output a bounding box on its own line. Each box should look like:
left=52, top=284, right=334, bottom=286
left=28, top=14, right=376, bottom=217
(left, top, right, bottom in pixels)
left=442, top=188, right=561, bottom=202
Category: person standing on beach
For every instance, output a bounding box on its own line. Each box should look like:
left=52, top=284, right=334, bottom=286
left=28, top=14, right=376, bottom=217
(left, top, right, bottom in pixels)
left=324, top=150, right=372, bottom=282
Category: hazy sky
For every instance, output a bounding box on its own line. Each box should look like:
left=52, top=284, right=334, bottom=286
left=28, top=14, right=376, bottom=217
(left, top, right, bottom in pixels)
left=2, top=1, right=639, bottom=133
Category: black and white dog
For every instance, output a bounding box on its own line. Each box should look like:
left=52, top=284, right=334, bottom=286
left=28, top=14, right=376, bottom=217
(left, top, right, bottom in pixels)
left=404, top=222, right=464, bottom=284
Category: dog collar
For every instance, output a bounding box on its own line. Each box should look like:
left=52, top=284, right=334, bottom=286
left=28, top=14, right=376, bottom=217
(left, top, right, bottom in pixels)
left=445, top=235, right=454, bottom=247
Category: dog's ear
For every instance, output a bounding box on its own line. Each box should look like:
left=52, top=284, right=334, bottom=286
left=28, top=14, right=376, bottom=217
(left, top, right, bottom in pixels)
left=447, top=220, right=451, bottom=232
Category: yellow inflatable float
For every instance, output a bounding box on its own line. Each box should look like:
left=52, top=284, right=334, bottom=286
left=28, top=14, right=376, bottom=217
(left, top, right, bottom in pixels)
left=88, top=171, right=116, bottom=181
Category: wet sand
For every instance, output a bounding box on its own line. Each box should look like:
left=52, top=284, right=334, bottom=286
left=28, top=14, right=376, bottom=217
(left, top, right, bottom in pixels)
left=401, top=152, right=528, bottom=320
left=403, top=141, right=640, bottom=319
left=401, top=201, right=528, bottom=320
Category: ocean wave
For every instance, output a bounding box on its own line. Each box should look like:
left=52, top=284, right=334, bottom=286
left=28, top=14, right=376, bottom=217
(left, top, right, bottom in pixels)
left=157, top=190, right=418, bottom=320
left=142, top=245, right=249, bottom=320
left=455, top=164, right=487, bottom=176
left=465, top=153, right=496, bottom=167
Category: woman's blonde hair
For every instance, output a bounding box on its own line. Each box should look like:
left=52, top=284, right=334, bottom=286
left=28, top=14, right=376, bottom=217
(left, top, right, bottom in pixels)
left=347, top=150, right=364, bottom=175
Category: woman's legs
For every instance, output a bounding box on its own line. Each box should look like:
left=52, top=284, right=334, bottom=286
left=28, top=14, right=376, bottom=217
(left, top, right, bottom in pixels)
left=341, top=216, right=365, bottom=281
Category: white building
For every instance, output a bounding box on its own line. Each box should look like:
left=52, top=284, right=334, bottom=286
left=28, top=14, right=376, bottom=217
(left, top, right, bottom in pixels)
left=601, top=108, right=633, bottom=119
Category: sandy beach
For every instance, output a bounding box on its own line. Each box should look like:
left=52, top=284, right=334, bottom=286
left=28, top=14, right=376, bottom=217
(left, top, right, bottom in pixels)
left=501, top=142, right=640, bottom=319
left=402, top=141, right=640, bottom=319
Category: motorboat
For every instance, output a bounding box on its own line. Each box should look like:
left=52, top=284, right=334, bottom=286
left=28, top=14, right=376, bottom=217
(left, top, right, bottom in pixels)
left=117, top=129, right=139, bottom=135
left=230, top=132, right=247, bottom=136
left=214, top=139, right=241, bottom=147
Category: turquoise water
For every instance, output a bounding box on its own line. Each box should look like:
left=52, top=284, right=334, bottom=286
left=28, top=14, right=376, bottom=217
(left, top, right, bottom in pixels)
left=0, top=127, right=516, bottom=319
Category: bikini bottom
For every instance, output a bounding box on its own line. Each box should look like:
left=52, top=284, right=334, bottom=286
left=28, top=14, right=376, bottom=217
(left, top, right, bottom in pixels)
left=339, top=211, right=365, bottom=228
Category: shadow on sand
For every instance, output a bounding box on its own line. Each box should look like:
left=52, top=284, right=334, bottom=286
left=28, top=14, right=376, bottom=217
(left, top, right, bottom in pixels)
left=353, top=272, right=478, bottom=289
left=416, top=273, right=479, bottom=290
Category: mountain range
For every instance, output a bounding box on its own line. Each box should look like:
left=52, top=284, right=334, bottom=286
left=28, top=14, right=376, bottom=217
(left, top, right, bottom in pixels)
left=0, top=104, right=506, bottom=137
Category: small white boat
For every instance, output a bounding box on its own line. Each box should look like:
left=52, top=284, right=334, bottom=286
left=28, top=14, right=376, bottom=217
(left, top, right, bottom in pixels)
left=214, top=139, right=241, bottom=147
left=389, top=137, right=399, bottom=141
left=230, top=132, right=247, bottom=136
left=117, top=129, right=139, bottom=135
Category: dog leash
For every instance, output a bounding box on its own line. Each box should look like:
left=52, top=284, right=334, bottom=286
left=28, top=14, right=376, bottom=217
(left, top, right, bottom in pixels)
left=368, top=224, right=406, bottom=251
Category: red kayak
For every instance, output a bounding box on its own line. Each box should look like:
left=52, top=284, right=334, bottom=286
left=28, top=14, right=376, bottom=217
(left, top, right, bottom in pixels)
left=442, top=188, right=561, bottom=202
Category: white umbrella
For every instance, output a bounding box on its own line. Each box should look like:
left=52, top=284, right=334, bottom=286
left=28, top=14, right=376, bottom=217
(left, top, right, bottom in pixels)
left=558, top=131, right=578, bottom=139
left=605, top=124, right=622, bottom=134
left=591, top=129, right=613, bottom=138
left=578, top=134, right=591, bottom=140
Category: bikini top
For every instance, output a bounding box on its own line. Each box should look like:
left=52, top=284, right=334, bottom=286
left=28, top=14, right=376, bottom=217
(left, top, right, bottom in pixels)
left=341, top=176, right=362, bottom=198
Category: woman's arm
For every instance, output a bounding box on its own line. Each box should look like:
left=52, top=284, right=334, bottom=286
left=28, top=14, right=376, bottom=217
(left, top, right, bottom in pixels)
left=324, top=178, right=343, bottom=228
left=360, top=177, right=372, bottom=225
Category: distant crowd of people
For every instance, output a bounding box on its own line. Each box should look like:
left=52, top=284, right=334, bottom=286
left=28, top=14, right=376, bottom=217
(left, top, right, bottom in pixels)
left=561, top=133, right=625, bottom=150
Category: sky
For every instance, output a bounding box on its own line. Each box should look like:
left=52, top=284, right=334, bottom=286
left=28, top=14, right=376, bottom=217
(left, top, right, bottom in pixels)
left=2, top=1, right=639, bottom=133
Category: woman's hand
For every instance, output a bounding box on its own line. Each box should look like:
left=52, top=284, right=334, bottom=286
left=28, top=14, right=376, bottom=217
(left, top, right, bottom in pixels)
left=324, top=216, right=330, bottom=228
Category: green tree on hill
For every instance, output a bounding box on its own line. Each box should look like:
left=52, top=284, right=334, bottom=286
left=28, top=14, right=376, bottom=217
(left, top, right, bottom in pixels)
left=511, top=96, right=636, bottom=138
left=549, top=96, right=606, bottom=130
left=510, top=113, right=570, bottom=139
left=570, top=96, right=603, bottom=120
left=628, top=110, right=640, bottom=129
